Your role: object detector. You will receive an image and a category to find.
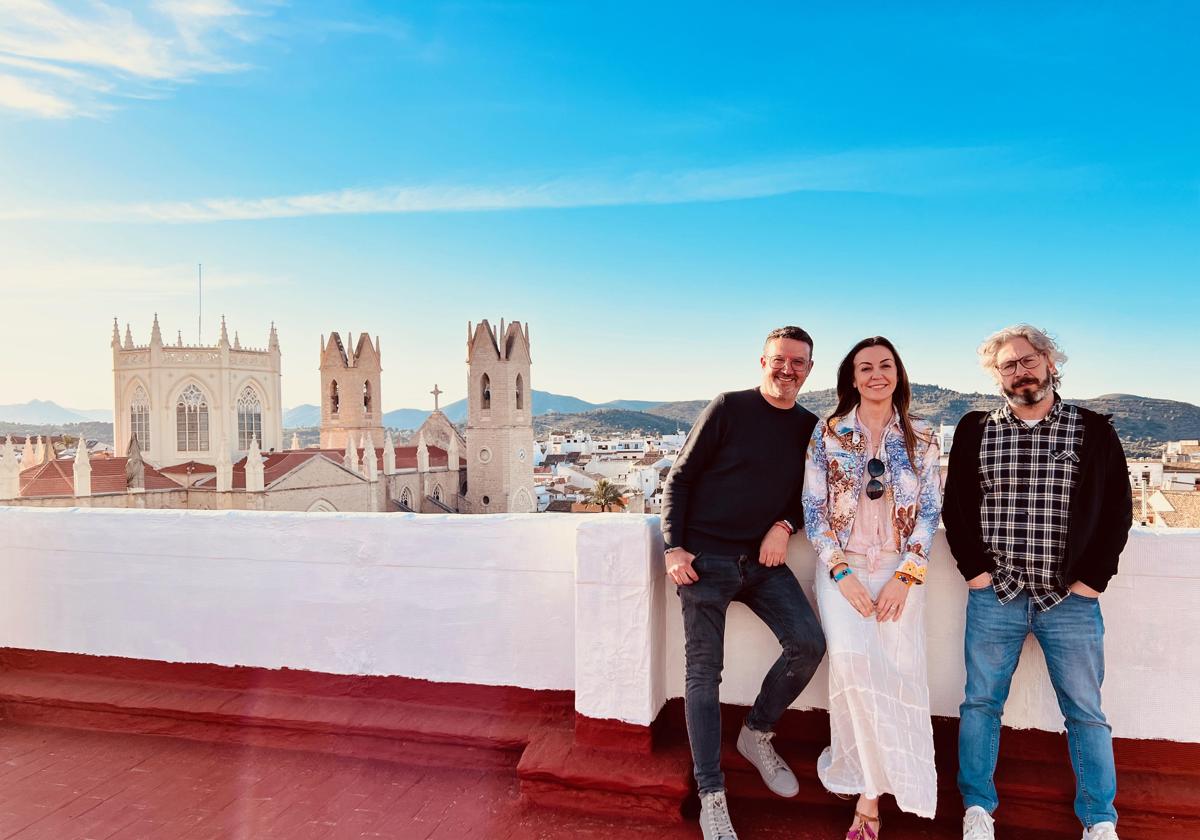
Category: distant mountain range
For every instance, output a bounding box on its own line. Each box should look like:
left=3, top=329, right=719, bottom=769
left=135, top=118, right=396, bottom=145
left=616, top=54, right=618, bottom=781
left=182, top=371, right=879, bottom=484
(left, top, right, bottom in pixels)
left=540, top=385, right=1200, bottom=456
left=282, top=391, right=665, bottom=429
left=7, top=387, right=1198, bottom=458
left=0, top=401, right=112, bottom=425
left=280, top=385, right=1198, bottom=458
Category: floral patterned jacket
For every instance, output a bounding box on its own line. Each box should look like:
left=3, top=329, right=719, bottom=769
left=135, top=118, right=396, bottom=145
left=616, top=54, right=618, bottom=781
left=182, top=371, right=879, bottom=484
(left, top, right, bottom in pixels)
left=802, top=408, right=942, bottom=583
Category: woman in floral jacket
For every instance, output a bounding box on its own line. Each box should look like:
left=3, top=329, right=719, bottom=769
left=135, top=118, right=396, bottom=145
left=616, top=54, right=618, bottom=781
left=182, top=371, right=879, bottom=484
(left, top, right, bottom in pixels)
left=802, top=336, right=942, bottom=839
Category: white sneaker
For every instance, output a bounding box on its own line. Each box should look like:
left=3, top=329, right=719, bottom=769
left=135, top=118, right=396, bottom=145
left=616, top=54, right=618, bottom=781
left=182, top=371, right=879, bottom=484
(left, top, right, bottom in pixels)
left=698, top=790, right=738, bottom=840
left=963, top=805, right=995, bottom=839
left=735, top=724, right=799, bottom=797
left=1083, top=822, right=1119, bottom=840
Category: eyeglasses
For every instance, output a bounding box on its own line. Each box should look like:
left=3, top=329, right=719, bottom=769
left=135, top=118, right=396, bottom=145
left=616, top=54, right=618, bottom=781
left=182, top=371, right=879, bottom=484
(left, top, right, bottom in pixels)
left=996, top=353, right=1044, bottom=377
left=865, top=458, right=887, bottom=501
left=767, top=356, right=811, bottom=371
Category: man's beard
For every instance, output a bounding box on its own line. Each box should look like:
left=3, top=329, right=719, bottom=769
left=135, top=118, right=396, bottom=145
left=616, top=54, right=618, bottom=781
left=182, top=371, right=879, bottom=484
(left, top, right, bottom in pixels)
left=1003, top=373, right=1053, bottom=407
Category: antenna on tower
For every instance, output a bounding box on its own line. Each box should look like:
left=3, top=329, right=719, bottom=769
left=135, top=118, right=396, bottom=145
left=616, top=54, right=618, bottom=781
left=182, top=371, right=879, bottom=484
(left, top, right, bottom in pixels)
left=197, top=263, right=203, bottom=344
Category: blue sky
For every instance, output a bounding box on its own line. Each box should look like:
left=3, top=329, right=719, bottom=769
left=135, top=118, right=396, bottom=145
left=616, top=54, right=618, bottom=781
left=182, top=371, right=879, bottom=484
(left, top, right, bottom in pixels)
left=1, top=2, right=1196, bottom=412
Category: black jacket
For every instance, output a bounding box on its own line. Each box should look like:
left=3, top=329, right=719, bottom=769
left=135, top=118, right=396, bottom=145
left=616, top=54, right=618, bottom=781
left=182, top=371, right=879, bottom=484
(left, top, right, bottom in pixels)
left=942, top=404, right=1133, bottom=592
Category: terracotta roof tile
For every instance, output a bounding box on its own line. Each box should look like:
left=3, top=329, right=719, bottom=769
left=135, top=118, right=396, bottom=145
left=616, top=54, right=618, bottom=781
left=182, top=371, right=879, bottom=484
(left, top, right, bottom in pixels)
left=192, top=446, right=466, bottom=491
left=19, top=457, right=177, bottom=498
left=1157, top=491, right=1200, bottom=528
left=159, top=460, right=217, bottom=474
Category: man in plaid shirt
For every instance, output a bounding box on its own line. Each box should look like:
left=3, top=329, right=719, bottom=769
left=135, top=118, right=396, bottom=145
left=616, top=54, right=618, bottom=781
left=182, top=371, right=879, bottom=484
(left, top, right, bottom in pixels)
left=943, top=325, right=1132, bottom=840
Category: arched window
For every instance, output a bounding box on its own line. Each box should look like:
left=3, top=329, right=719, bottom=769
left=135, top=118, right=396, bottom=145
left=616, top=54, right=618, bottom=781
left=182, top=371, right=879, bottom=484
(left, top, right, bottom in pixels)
left=363, top=380, right=372, bottom=414
left=515, top=373, right=524, bottom=410
left=433, top=484, right=443, bottom=503
left=400, top=487, right=412, bottom=509
left=176, top=384, right=209, bottom=452
left=237, top=386, right=262, bottom=450
left=329, top=380, right=340, bottom=415
left=481, top=374, right=491, bottom=410
left=513, top=488, right=534, bottom=513
left=130, top=386, right=150, bottom=451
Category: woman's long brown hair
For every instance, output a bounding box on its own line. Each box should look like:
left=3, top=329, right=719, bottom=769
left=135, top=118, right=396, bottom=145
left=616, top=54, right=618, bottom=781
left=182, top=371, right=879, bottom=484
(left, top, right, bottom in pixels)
left=828, top=335, right=927, bottom=469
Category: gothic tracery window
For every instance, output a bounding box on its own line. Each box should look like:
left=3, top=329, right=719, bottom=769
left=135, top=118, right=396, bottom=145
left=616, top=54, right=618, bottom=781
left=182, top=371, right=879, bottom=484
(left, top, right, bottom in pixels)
left=237, top=386, right=263, bottom=450
left=400, top=487, right=412, bottom=509
left=176, top=384, right=210, bottom=452
left=433, top=484, right=443, bottom=503
left=130, top=386, right=150, bottom=451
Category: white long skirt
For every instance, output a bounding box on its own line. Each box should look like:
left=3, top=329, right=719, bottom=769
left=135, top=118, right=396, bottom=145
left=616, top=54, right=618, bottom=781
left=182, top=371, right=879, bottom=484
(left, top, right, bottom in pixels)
left=815, top=552, right=937, bottom=818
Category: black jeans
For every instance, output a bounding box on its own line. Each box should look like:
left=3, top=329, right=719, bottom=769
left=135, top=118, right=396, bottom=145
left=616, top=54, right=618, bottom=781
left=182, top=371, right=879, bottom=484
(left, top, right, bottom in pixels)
left=677, top=552, right=826, bottom=793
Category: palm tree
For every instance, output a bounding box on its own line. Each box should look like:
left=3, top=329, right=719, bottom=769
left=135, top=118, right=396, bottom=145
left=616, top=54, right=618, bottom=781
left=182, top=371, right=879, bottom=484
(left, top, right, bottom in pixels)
left=586, top=479, right=627, bottom=512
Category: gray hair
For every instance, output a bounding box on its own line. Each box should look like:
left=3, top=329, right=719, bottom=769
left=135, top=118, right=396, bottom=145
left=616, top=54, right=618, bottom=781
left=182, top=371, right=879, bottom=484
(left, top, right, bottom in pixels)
left=764, top=326, right=813, bottom=353
left=978, top=324, right=1067, bottom=386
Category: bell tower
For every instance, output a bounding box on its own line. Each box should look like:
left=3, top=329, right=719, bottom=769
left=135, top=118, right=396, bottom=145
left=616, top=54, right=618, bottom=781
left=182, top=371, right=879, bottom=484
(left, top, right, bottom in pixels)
left=465, top=319, right=535, bottom=513
left=319, top=331, right=384, bottom=450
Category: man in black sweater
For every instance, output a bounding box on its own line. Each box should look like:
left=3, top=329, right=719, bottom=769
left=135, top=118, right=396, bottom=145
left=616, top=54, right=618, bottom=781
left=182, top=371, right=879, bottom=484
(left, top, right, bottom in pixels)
left=662, top=326, right=826, bottom=840
left=945, top=325, right=1132, bottom=840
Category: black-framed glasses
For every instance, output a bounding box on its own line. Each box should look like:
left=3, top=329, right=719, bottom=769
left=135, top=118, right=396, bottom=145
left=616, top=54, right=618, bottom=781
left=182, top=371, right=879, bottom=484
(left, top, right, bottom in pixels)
left=865, top=458, right=887, bottom=500
left=996, top=352, right=1044, bottom=377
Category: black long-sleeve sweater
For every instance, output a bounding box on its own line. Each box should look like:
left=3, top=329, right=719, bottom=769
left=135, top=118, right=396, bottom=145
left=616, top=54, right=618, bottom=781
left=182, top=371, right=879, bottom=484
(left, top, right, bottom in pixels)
left=661, top=388, right=818, bottom=556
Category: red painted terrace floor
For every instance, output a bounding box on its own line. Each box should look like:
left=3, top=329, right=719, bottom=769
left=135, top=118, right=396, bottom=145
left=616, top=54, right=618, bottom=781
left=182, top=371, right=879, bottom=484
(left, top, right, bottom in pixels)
left=0, top=722, right=1054, bottom=840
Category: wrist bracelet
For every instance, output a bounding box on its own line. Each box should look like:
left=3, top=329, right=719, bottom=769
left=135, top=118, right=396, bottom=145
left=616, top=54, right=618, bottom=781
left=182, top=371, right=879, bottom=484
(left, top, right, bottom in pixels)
left=894, top=572, right=915, bottom=587
left=832, top=566, right=853, bottom=582
left=772, top=520, right=794, bottom=536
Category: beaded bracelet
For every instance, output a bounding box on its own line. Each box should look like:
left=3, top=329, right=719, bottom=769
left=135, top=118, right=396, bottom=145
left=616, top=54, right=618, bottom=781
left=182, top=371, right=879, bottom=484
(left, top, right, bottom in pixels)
left=894, top=572, right=916, bottom=587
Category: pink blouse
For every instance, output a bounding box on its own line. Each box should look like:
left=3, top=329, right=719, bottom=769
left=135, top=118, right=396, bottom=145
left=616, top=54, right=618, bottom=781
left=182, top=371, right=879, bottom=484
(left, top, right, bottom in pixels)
left=844, top=413, right=899, bottom=570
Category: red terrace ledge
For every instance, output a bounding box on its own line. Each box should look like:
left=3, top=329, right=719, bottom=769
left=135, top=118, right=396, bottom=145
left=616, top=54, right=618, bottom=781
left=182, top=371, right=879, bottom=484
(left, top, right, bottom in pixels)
left=0, top=649, right=1196, bottom=839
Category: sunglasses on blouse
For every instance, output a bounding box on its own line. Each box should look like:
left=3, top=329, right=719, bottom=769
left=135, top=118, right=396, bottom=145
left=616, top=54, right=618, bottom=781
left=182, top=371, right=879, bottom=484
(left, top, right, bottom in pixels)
left=866, top=458, right=887, bottom=501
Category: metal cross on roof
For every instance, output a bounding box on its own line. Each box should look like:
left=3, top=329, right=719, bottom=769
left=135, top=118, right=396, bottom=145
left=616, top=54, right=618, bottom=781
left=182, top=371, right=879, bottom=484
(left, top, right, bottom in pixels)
left=431, top=384, right=443, bottom=411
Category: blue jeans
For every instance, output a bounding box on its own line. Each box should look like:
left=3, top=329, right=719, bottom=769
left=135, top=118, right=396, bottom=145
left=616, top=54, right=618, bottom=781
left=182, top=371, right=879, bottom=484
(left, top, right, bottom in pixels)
left=677, top=553, right=826, bottom=794
left=958, top=586, right=1117, bottom=829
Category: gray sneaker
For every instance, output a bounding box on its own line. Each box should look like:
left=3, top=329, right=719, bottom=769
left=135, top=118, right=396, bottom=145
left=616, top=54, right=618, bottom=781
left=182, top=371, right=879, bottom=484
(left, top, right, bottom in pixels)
left=735, top=724, right=799, bottom=797
left=698, top=790, right=738, bottom=840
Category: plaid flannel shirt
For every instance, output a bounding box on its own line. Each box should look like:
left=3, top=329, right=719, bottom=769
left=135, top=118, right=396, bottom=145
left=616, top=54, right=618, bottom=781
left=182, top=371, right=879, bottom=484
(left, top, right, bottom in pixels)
left=978, top=396, right=1084, bottom=610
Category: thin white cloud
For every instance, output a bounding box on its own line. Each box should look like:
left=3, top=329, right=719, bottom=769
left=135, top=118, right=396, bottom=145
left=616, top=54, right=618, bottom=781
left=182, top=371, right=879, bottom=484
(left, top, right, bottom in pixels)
left=1, top=148, right=1099, bottom=223
left=0, top=70, right=77, bottom=117
left=0, top=0, right=265, bottom=117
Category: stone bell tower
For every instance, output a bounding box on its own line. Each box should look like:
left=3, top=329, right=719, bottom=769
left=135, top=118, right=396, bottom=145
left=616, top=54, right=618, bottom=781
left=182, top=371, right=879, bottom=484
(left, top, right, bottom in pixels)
left=319, top=331, right=384, bottom=450
left=465, top=319, right=535, bottom=513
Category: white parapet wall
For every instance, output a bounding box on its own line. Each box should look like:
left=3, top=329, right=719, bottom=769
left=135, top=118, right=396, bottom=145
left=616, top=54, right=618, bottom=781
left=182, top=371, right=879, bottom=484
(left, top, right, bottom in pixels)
left=0, top=507, right=582, bottom=690
left=664, top=526, right=1200, bottom=743
left=0, top=507, right=1197, bottom=744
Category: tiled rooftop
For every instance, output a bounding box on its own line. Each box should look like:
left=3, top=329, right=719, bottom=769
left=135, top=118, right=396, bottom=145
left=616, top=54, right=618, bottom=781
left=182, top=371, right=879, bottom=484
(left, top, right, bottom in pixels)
left=0, top=723, right=1045, bottom=840
left=18, top=458, right=177, bottom=498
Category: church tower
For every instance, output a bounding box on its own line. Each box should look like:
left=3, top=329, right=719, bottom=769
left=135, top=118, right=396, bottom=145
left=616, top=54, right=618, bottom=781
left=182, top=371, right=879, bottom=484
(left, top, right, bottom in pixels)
left=319, top=332, right=384, bottom=450
left=465, top=319, right=535, bottom=513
